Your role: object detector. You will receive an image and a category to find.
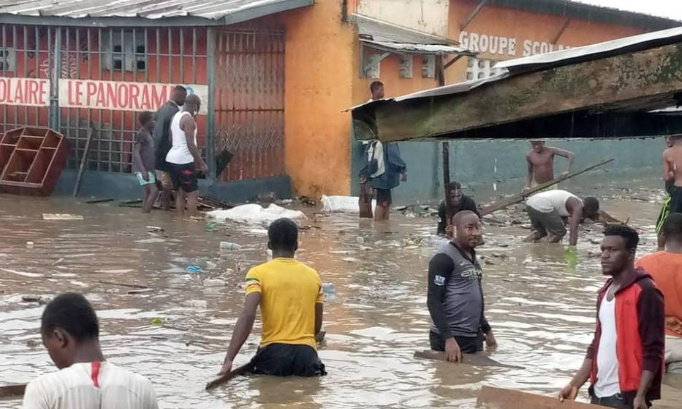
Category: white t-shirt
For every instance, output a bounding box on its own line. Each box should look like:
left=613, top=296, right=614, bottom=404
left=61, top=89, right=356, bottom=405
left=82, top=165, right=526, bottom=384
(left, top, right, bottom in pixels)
left=22, top=361, right=158, bottom=409
left=594, top=290, right=621, bottom=398
left=526, top=190, right=581, bottom=216
left=166, top=111, right=198, bottom=165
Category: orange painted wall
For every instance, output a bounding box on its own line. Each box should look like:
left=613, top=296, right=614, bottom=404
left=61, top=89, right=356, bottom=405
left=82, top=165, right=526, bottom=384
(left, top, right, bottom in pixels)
left=278, top=0, right=356, bottom=197
left=446, top=0, right=644, bottom=82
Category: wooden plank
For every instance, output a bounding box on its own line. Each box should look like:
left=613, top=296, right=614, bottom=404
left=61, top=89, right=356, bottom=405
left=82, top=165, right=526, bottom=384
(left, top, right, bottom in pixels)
left=477, top=386, right=602, bottom=409
left=72, top=127, right=93, bottom=197
left=0, top=384, right=26, bottom=399
left=414, top=350, right=524, bottom=370
left=205, top=363, right=251, bottom=391
left=371, top=43, right=682, bottom=142
left=479, top=158, right=614, bottom=217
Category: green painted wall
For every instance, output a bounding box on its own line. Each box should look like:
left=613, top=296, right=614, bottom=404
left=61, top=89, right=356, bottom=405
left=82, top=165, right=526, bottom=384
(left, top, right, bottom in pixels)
left=352, top=137, right=664, bottom=204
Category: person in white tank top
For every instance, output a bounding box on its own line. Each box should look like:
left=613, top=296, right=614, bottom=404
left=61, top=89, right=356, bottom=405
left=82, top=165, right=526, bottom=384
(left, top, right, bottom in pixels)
left=524, top=189, right=600, bottom=246
left=165, top=94, right=207, bottom=218
left=22, top=293, right=157, bottom=409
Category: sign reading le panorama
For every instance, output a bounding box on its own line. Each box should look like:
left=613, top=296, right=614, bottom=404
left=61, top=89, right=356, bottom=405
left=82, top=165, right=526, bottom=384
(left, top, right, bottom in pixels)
left=59, top=80, right=209, bottom=114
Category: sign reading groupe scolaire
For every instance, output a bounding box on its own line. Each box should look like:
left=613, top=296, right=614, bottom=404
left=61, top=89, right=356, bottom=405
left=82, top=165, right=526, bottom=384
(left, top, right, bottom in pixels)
left=458, top=31, right=573, bottom=58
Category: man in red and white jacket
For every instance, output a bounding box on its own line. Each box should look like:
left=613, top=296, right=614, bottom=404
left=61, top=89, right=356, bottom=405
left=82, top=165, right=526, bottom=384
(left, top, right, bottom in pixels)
left=559, top=225, right=665, bottom=409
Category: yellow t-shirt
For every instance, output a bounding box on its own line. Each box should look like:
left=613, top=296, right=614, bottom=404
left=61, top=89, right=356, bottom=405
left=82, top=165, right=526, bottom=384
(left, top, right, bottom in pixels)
left=245, top=258, right=323, bottom=349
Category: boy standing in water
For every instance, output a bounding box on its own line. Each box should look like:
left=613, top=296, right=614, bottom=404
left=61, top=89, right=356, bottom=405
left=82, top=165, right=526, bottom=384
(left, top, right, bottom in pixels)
left=133, top=111, right=158, bottom=213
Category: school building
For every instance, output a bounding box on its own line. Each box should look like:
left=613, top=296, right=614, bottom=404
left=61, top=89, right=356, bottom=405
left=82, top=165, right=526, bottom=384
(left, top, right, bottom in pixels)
left=0, top=0, right=678, bottom=201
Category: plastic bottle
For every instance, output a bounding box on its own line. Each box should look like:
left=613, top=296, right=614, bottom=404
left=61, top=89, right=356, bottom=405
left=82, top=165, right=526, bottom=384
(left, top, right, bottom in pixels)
left=220, top=241, right=242, bottom=251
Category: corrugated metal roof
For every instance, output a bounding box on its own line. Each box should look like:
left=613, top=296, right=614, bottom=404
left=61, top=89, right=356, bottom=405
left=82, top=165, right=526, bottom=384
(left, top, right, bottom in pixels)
left=362, top=40, right=469, bottom=55
left=350, top=25, right=682, bottom=109
left=0, top=0, right=311, bottom=21
left=355, top=15, right=471, bottom=56
left=355, top=15, right=453, bottom=46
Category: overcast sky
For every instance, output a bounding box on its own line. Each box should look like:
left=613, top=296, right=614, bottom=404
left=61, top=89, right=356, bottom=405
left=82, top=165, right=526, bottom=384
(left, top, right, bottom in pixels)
left=573, top=0, right=682, bottom=21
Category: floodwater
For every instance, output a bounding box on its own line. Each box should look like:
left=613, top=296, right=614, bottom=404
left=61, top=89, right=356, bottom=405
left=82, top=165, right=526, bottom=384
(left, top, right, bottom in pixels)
left=0, top=180, right=667, bottom=408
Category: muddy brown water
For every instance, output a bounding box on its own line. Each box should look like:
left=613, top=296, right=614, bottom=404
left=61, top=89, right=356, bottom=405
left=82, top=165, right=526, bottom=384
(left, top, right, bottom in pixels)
left=0, top=182, right=667, bottom=408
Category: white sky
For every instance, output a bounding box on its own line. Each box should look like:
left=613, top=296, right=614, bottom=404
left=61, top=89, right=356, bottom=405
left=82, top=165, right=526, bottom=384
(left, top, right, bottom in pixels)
left=573, top=0, right=682, bottom=21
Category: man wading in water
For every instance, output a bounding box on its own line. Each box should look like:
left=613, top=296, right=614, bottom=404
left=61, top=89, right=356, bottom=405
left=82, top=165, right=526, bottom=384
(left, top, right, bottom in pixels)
left=427, top=210, right=496, bottom=361
left=218, top=218, right=326, bottom=377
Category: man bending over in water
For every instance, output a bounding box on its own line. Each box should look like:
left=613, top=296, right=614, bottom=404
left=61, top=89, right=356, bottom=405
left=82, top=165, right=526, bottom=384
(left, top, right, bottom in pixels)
left=524, top=139, right=574, bottom=192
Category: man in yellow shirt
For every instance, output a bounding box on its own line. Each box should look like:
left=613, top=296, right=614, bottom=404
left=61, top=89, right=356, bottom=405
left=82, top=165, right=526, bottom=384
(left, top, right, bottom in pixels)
left=218, top=218, right=326, bottom=377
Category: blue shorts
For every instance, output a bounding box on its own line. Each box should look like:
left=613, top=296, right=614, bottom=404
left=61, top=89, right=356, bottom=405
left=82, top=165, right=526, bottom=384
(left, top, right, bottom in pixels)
left=135, top=172, right=156, bottom=186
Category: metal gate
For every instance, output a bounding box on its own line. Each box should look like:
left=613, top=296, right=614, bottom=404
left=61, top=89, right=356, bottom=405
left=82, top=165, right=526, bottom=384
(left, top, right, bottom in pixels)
left=0, top=24, right=208, bottom=173
left=213, top=29, right=285, bottom=181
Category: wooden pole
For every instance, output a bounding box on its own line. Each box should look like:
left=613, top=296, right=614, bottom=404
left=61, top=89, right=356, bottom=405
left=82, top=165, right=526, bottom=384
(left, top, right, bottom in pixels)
left=479, top=158, right=614, bottom=217
left=414, top=350, right=523, bottom=369
left=436, top=56, right=454, bottom=228
left=73, top=127, right=94, bottom=197
left=477, top=386, right=602, bottom=409
left=0, top=384, right=26, bottom=399
left=205, top=363, right=251, bottom=391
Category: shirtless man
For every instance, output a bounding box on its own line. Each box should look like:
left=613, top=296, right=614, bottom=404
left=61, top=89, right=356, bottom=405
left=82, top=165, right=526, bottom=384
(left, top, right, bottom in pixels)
left=524, top=140, right=574, bottom=192
left=656, top=136, right=676, bottom=249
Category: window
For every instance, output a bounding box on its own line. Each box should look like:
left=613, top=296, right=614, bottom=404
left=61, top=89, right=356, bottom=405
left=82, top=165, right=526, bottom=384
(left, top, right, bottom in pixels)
left=465, top=57, right=500, bottom=81
left=422, top=55, right=436, bottom=78
left=0, top=48, right=16, bottom=72
left=399, top=55, right=413, bottom=79
left=102, top=32, right=146, bottom=71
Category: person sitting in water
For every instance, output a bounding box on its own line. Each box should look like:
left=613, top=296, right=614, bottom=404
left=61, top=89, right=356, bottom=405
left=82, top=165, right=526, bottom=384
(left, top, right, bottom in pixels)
left=427, top=211, right=496, bottom=361
left=437, top=181, right=480, bottom=237
left=218, top=218, right=326, bottom=377
left=524, top=189, right=600, bottom=246
left=23, top=293, right=158, bottom=409
left=636, top=212, right=682, bottom=374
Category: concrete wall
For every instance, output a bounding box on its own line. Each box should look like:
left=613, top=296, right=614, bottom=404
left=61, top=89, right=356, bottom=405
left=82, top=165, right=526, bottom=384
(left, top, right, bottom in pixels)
left=279, top=0, right=356, bottom=197
left=352, top=137, right=664, bottom=204
left=355, top=0, right=450, bottom=37
left=55, top=170, right=292, bottom=203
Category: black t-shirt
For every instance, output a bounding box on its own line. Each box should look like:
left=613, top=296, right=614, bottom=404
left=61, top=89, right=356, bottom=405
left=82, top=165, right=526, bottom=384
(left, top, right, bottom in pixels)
left=437, top=196, right=480, bottom=235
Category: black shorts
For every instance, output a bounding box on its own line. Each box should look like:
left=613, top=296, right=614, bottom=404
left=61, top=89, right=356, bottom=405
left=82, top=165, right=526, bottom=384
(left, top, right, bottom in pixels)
left=375, top=188, right=392, bottom=206
left=169, top=163, right=198, bottom=193
left=249, top=343, right=326, bottom=377
left=429, top=331, right=484, bottom=354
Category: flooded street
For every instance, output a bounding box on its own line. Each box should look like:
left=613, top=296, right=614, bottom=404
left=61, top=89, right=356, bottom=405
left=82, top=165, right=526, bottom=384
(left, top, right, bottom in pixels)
left=0, top=180, right=667, bottom=408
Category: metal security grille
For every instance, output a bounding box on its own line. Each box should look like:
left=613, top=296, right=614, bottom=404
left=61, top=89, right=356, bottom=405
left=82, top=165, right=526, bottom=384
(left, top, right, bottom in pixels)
left=57, top=27, right=208, bottom=172
left=0, top=24, right=207, bottom=173
left=0, top=25, right=52, bottom=133
left=213, top=29, right=285, bottom=181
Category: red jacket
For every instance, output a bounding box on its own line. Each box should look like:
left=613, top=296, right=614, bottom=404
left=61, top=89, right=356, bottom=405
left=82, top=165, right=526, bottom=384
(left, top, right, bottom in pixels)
left=586, top=268, right=665, bottom=402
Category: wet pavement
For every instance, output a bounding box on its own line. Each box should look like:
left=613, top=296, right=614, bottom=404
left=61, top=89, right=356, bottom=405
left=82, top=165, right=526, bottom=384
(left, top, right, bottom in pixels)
left=0, top=179, right=669, bottom=408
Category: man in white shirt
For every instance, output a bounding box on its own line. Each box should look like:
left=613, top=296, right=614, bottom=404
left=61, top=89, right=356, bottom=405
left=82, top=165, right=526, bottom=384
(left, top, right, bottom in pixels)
left=524, top=189, right=600, bottom=246
left=166, top=94, right=208, bottom=218
left=23, top=293, right=158, bottom=409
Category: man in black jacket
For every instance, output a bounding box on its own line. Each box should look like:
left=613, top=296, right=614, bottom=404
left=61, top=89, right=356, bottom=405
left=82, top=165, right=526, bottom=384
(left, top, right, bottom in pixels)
left=153, top=86, right=186, bottom=211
